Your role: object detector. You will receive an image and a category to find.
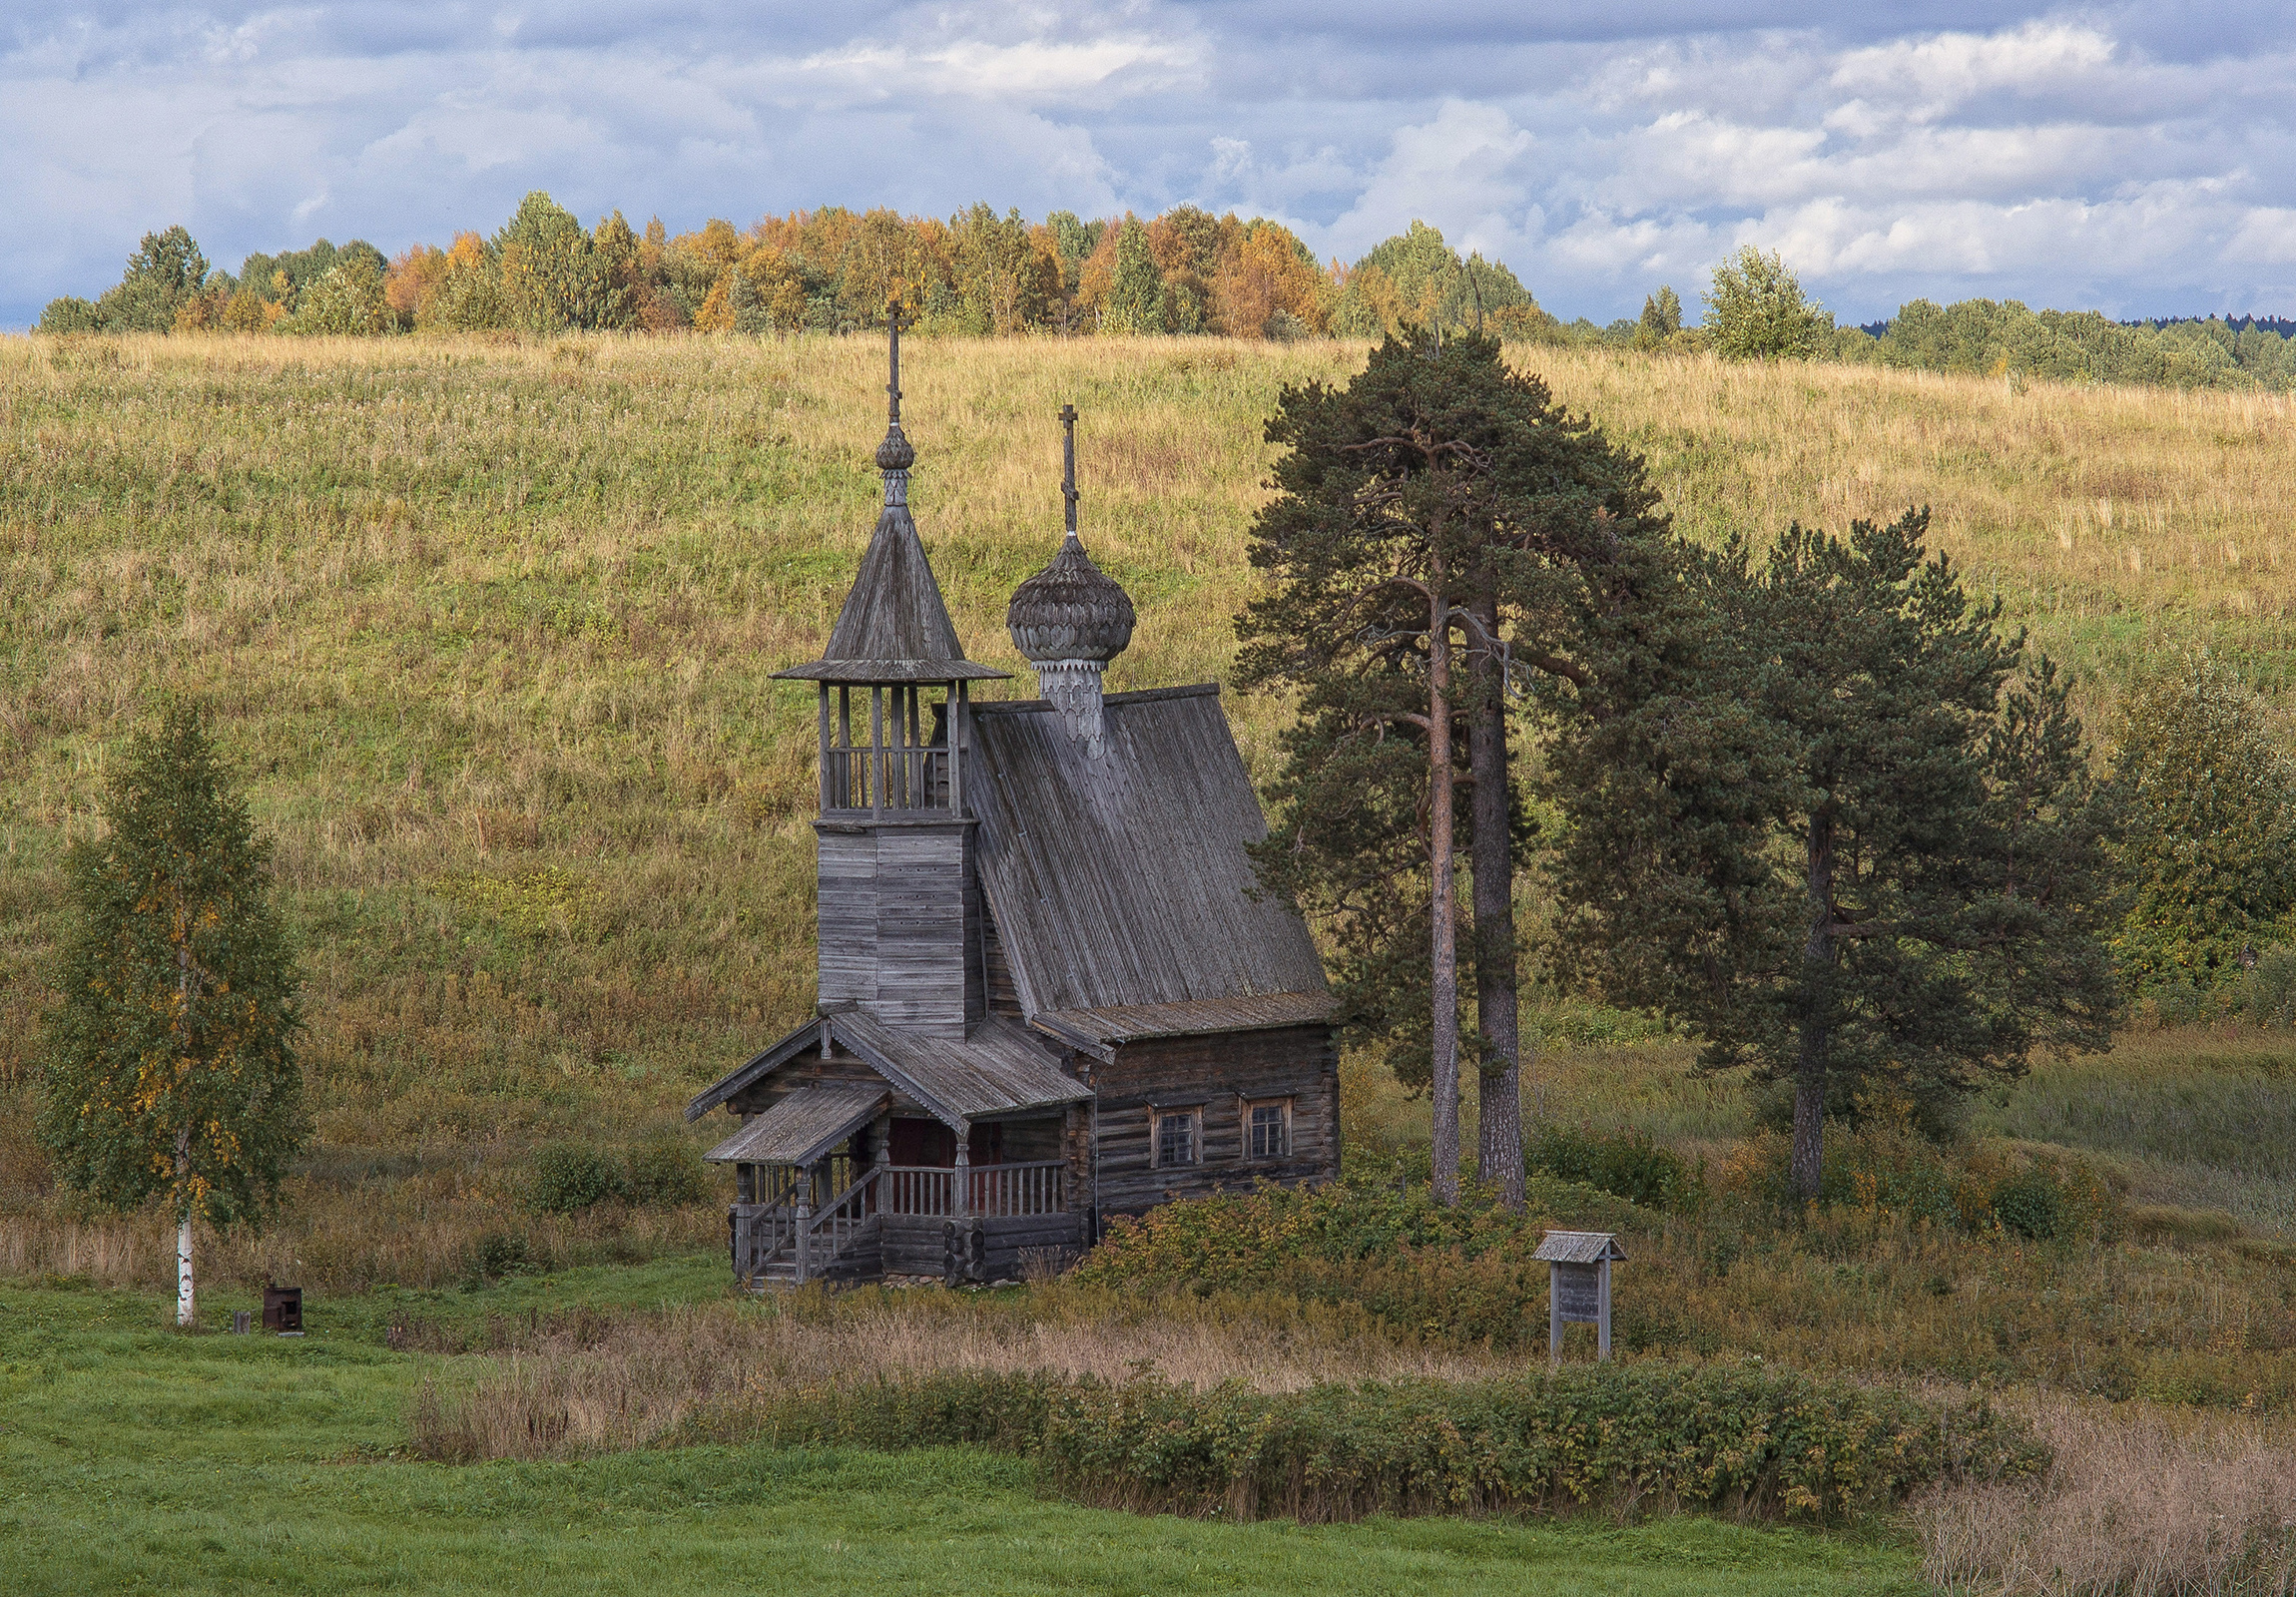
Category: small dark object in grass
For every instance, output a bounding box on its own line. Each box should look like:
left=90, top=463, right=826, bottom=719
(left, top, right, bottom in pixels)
left=262, top=1285, right=301, bottom=1333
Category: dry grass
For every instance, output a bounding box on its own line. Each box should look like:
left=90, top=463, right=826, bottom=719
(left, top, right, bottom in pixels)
left=4, top=331, right=2294, bottom=1295
left=1919, top=1396, right=2296, bottom=1595
left=405, top=1285, right=1498, bottom=1460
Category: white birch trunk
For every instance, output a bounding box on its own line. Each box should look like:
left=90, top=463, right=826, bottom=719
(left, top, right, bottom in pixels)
left=177, top=1208, right=195, bottom=1327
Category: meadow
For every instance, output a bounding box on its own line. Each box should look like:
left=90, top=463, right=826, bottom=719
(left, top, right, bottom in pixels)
left=7, top=331, right=2296, bottom=1593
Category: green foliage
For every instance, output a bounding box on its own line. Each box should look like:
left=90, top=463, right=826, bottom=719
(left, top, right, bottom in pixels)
left=1526, top=1122, right=1702, bottom=1212
left=92, top=226, right=213, bottom=333
left=670, top=1361, right=2040, bottom=1526
left=36, top=296, right=103, bottom=333
left=496, top=191, right=608, bottom=333
left=35, top=702, right=303, bottom=1227
left=529, top=1142, right=628, bottom=1213
left=1332, top=222, right=1535, bottom=339
left=1634, top=285, right=1684, bottom=349
left=2107, top=655, right=2296, bottom=993
left=1237, top=333, right=1675, bottom=1093
left=1702, top=247, right=1833, bottom=360
left=237, top=239, right=384, bottom=313
left=1549, top=509, right=2118, bottom=1192
left=463, top=1231, right=538, bottom=1282
left=1069, top=1174, right=1650, bottom=1349
left=1104, top=218, right=1163, bottom=333
left=283, top=257, right=392, bottom=335
left=1987, top=1169, right=2061, bottom=1240
left=530, top=1140, right=707, bottom=1213
left=2240, top=946, right=2296, bottom=1028
left=1866, top=298, right=2296, bottom=390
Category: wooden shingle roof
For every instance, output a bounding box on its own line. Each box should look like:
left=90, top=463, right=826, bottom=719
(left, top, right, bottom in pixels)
left=684, top=1012, right=1089, bottom=1129
left=968, top=685, right=1330, bottom=1017
left=703, top=1083, right=888, bottom=1165
left=777, top=502, right=1006, bottom=683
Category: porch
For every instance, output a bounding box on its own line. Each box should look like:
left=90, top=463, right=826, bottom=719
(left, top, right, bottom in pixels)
left=709, top=1079, right=1084, bottom=1288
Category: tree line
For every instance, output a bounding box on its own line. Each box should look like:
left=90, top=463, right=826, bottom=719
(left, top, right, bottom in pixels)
left=1656, top=247, right=2296, bottom=392
left=36, top=198, right=1550, bottom=343
left=1243, top=332, right=2296, bottom=1206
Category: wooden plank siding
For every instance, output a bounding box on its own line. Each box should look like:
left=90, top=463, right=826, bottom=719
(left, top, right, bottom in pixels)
left=1090, top=1024, right=1339, bottom=1217
left=815, top=819, right=981, bottom=1036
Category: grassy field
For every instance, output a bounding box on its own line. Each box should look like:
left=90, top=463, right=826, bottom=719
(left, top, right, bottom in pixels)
left=8, top=333, right=2296, bottom=1592
left=0, top=1276, right=1925, bottom=1597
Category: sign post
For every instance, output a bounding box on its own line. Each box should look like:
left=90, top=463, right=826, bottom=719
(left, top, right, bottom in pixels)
left=1534, top=1231, right=1625, bottom=1362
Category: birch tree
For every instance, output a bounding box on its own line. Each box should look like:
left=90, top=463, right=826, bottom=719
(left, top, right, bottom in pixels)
left=38, top=703, right=303, bottom=1326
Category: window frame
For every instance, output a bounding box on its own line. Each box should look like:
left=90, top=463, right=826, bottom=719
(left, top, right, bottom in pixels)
left=1152, top=1105, right=1202, bottom=1169
left=1245, top=1097, right=1293, bottom=1163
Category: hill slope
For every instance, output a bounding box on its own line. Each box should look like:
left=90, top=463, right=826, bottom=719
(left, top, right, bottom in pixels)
left=2, top=332, right=2291, bottom=1285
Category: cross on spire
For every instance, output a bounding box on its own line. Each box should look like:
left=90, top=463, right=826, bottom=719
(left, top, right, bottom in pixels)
left=886, top=308, right=904, bottom=427
left=1059, top=403, right=1079, bottom=538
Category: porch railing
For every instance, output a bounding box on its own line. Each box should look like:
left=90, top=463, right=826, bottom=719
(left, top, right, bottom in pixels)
left=881, top=1160, right=1065, bottom=1219
left=798, top=1165, right=880, bottom=1282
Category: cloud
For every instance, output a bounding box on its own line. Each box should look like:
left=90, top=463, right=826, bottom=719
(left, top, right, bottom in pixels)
left=8, top=3, right=2296, bottom=325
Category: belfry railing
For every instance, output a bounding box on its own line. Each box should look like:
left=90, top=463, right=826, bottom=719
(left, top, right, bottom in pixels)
left=819, top=682, right=964, bottom=815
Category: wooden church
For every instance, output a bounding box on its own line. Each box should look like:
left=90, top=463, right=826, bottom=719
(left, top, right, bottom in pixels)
left=686, top=330, right=1340, bottom=1287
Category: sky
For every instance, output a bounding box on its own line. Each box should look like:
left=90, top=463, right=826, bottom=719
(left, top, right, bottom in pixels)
left=8, top=2, right=2296, bottom=329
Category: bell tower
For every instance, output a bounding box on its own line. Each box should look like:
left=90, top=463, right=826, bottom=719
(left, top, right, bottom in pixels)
left=774, top=320, right=1008, bottom=1035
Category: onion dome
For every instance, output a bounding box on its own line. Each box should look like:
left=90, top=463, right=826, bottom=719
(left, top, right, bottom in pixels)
left=1008, top=534, right=1136, bottom=663
left=1006, top=405, right=1135, bottom=665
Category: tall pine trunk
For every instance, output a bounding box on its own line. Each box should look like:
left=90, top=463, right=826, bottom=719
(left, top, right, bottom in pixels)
left=1468, top=593, right=1524, bottom=1206
left=1429, top=556, right=1461, bottom=1206
left=1791, top=809, right=1836, bottom=1200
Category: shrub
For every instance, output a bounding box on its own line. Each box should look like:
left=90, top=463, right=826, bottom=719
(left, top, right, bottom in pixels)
left=651, top=1364, right=2045, bottom=1526
left=624, top=1142, right=707, bottom=1209
left=1988, top=1170, right=2062, bottom=1240
left=464, top=1233, right=537, bottom=1283
left=38, top=297, right=104, bottom=334
left=2240, top=945, right=2296, bottom=1029
left=1069, top=1172, right=1650, bottom=1351
left=530, top=1143, right=626, bottom=1213
left=1526, top=1122, right=1702, bottom=1212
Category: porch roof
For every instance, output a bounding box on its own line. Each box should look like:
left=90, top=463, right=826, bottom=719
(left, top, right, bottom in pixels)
left=704, top=1082, right=889, bottom=1167
left=684, top=1011, right=1089, bottom=1131
left=832, top=1011, right=1090, bottom=1124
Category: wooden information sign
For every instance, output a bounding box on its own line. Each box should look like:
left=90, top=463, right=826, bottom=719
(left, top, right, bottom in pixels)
left=1533, top=1231, right=1625, bottom=1361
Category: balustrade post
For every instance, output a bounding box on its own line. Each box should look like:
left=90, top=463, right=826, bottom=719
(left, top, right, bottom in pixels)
left=953, top=1132, right=971, bottom=1221
left=795, top=1196, right=813, bottom=1285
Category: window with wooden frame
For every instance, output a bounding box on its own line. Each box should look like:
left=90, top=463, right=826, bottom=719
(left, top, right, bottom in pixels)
left=1153, top=1107, right=1201, bottom=1168
left=1246, top=1098, right=1292, bottom=1162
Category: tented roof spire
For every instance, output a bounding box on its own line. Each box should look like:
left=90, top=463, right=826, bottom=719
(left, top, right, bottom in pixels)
left=778, top=314, right=1008, bottom=684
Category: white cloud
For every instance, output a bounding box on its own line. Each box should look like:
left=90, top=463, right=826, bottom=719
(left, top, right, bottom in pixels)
left=8, top=4, right=2296, bottom=323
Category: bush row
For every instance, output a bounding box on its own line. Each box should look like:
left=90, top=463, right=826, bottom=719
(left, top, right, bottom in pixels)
left=663, top=1363, right=2042, bottom=1525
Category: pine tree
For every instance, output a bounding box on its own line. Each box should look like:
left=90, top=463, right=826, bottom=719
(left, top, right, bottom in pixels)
left=37, top=703, right=303, bottom=1326
left=1548, top=510, right=2116, bottom=1197
left=1238, top=333, right=1677, bottom=1204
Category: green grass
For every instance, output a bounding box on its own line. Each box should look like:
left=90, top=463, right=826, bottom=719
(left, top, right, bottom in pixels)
left=0, top=1281, right=1922, bottom=1596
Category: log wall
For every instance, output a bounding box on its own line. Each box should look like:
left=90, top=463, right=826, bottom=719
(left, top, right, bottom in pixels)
left=1090, top=1023, right=1339, bottom=1217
